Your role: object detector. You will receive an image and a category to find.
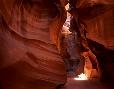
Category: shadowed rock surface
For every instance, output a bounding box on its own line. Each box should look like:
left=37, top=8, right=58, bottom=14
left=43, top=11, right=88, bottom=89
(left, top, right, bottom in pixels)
left=0, top=0, right=67, bottom=89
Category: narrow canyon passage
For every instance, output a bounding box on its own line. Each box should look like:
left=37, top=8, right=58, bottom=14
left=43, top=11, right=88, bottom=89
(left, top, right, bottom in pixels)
left=58, top=3, right=114, bottom=89
left=0, top=0, right=114, bottom=89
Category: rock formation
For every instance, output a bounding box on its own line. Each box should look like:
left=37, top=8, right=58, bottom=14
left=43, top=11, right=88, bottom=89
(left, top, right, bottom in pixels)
left=0, top=0, right=114, bottom=89
left=0, top=0, right=68, bottom=89
left=74, top=0, right=114, bottom=81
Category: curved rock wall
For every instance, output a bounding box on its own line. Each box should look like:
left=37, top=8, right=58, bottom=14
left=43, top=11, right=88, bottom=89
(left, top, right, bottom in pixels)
left=68, top=0, right=114, bottom=81
left=76, top=0, right=114, bottom=81
left=0, top=0, right=67, bottom=89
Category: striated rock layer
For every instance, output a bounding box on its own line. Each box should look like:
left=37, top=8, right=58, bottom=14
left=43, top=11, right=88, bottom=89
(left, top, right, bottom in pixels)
left=0, top=0, right=68, bottom=89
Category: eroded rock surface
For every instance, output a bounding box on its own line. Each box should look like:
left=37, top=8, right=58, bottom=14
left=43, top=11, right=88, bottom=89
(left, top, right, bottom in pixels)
left=0, top=0, right=67, bottom=89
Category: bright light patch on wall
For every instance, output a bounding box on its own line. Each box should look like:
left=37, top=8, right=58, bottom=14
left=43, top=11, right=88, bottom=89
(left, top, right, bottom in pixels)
left=74, top=73, right=88, bottom=80
left=62, top=3, right=72, bottom=35
left=65, top=3, right=70, bottom=10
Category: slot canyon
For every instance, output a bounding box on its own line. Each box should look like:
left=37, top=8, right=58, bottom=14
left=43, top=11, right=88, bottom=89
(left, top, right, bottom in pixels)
left=0, top=0, right=114, bottom=89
